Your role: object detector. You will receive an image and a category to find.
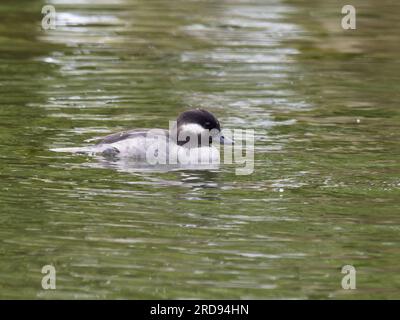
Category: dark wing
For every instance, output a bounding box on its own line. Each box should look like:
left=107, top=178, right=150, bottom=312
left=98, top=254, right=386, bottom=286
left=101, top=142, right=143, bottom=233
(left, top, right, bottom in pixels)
left=96, top=129, right=169, bottom=145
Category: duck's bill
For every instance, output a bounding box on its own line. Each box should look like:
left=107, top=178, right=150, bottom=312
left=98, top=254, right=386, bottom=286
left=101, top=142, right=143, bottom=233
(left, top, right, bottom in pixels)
left=219, top=135, right=234, bottom=145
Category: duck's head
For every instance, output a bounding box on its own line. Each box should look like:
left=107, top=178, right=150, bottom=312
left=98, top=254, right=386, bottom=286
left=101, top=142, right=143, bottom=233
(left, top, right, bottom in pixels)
left=175, top=109, right=233, bottom=147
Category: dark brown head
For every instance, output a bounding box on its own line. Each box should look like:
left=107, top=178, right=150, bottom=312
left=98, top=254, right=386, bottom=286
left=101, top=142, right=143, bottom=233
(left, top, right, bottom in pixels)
left=175, top=109, right=232, bottom=147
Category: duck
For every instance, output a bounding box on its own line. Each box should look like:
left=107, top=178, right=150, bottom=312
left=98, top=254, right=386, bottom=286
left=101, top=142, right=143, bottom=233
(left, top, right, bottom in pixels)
left=53, top=109, right=232, bottom=165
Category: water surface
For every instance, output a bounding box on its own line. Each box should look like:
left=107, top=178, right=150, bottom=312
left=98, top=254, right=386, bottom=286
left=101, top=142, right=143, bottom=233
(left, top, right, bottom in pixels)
left=0, top=0, right=399, bottom=299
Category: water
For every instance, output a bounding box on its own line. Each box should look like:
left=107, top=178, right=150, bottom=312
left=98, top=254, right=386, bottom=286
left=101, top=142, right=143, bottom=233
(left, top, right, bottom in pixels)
left=0, top=0, right=399, bottom=299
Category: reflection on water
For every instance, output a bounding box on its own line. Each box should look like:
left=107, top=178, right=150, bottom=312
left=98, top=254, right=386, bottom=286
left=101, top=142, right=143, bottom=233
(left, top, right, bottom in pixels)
left=0, top=0, right=399, bottom=299
left=87, top=155, right=221, bottom=175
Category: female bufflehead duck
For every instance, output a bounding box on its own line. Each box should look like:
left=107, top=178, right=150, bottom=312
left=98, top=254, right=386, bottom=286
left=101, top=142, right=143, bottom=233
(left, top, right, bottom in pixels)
left=54, top=109, right=232, bottom=165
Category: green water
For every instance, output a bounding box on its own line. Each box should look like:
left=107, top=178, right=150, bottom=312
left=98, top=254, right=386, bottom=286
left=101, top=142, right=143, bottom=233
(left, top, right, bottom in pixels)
left=0, top=0, right=399, bottom=299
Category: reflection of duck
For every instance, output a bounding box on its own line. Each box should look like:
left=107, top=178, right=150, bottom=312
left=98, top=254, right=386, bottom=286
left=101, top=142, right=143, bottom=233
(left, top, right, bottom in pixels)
left=53, top=109, right=233, bottom=165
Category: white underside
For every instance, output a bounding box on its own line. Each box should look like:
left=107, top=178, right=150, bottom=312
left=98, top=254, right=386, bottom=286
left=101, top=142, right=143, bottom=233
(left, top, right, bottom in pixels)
left=112, top=136, right=220, bottom=164
left=52, top=135, right=220, bottom=165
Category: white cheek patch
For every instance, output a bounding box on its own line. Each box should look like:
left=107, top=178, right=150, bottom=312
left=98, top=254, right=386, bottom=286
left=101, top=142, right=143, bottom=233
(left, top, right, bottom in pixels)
left=180, top=123, right=206, bottom=134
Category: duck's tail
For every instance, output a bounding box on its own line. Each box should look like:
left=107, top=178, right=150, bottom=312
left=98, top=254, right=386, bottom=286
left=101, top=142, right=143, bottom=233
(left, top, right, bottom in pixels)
left=50, top=146, right=99, bottom=155
left=50, top=145, right=120, bottom=157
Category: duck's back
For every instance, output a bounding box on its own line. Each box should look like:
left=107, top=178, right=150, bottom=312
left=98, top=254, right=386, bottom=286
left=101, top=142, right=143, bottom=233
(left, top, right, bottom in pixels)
left=96, top=129, right=170, bottom=159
